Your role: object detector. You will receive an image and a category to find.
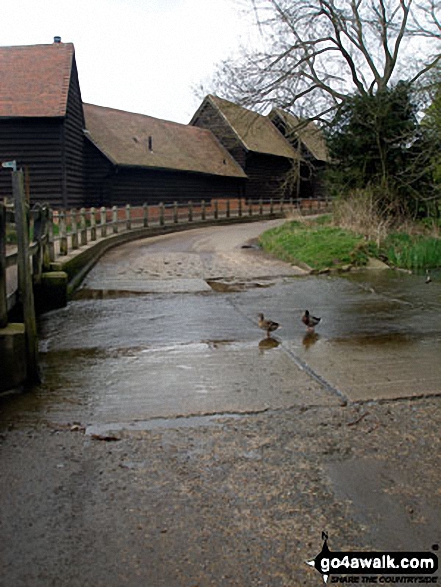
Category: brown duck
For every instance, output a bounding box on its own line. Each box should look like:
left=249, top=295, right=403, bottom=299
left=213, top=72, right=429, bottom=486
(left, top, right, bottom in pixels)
left=302, top=310, right=321, bottom=332
left=258, top=313, right=280, bottom=338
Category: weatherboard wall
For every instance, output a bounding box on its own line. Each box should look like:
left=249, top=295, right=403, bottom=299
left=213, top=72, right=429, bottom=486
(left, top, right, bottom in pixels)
left=191, top=99, right=297, bottom=200
left=84, top=140, right=245, bottom=206
left=0, top=55, right=85, bottom=208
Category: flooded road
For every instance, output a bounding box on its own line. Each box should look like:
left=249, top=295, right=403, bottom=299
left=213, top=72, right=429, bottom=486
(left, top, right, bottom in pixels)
left=1, top=220, right=440, bottom=586
left=4, top=220, right=440, bottom=428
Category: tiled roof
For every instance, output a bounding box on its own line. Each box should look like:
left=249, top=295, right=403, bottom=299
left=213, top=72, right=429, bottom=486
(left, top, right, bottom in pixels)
left=0, top=42, right=74, bottom=117
left=193, top=95, right=298, bottom=160
left=84, top=103, right=247, bottom=178
left=269, top=109, right=329, bottom=162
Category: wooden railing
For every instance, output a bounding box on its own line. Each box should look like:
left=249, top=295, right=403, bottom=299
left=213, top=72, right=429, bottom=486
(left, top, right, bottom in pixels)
left=2, top=195, right=330, bottom=312
left=45, top=196, right=328, bottom=258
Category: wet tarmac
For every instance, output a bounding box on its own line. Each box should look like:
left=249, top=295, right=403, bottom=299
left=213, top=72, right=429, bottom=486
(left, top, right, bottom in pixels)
left=8, top=239, right=438, bottom=428
left=1, top=220, right=440, bottom=586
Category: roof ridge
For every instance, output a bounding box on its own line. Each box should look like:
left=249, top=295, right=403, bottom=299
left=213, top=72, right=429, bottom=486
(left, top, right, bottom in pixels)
left=207, top=95, right=297, bottom=159
left=59, top=44, right=74, bottom=116
left=84, top=102, right=193, bottom=129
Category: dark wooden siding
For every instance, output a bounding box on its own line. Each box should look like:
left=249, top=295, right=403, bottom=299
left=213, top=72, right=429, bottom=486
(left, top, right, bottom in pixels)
left=244, top=152, right=295, bottom=200
left=270, top=113, right=327, bottom=199
left=0, top=55, right=85, bottom=208
left=84, top=139, right=114, bottom=207
left=192, top=101, right=302, bottom=201
left=192, top=102, right=248, bottom=169
left=84, top=139, right=245, bottom=206
left=0, top=118, right=63, bottom=205
left=108, top=167, right=244, bottom=206
left=62, top=57, right=85, bottom=208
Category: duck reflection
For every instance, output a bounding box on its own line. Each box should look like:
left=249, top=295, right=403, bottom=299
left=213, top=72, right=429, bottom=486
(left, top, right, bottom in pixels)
left=258, top=337, right=280, bottom=352
left=302, top=331, right=320, bottom=348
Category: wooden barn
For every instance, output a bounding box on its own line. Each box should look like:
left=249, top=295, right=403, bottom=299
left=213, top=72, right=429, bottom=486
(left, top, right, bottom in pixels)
left=84, top=103, right=247, bottom=206
left=268, top=108, right=329, bottom=199
left=190, top=95, right=300, bottom=200
left=0, top=39, right=85, bottom=208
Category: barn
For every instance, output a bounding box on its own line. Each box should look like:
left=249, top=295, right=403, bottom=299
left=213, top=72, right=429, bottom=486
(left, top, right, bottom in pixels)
left=0, top=39, right=85, bottom=208
left=0, top=40, right=326, bottom=209
left=83, top=103, right=247, bottom=206
left=268, top=108, right=329, bottom=199
left=190, top=95, right=300, bottom=200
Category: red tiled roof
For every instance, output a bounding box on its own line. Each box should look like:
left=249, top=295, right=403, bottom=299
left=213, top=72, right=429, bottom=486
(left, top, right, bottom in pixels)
left=0, top=42, right=74, bottom=117
left=84, top=103, right=247, bottom=178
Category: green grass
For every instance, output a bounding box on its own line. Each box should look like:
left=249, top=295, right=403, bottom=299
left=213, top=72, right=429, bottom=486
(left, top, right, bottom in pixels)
left=259, top=219, right=441, bottom=271
left=259, top=221, right=369, bottom=270
left=378, top=232, right=441, bottom=270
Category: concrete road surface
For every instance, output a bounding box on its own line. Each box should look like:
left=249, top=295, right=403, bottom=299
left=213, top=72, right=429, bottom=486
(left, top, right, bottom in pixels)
left=0, top=220, right=440, bottom=586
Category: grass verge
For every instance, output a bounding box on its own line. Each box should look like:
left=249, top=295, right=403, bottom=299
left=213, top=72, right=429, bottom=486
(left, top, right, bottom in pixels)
left=259, top=220, right=370, bottom=271
left=259, top=217, right=441, bottom=271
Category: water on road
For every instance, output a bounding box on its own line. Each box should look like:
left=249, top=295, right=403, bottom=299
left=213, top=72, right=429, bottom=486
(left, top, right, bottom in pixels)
left=2, top=220, right=440, bottom=431
left=1, top=220, right=441, bottom=586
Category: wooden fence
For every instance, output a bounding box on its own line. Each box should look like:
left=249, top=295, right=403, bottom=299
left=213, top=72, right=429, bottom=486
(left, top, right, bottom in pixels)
left=3, top=197, right=329, bottom=275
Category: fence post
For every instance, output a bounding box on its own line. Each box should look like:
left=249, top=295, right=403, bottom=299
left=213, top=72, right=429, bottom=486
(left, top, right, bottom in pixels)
left=90, top=207, right=97, bottom=241
left=143, top=203, right=149, bottom=227
left=71, top=209, right=78, bottom=250
left=188, top=201, right=193, bottom=222
left=248, top=199, right=252, bottom=217
left=214, top=199, right=218, bottom=220
left=32, top=207, right=45, bottom=282
left=41, top=206, right=51, bottom=272
left=159, top=202, right=165, bottom=226
left=48, top=208, right=55, bottom=262
left=126, top=204, right=131, bottom=231
left=226, top=199, right=230, bottom=218
left=59, top=211, right=68, bottom=256
left=0, top=203, right=7, bottom=328
left=173, top=202, right=178, bottom=224
left=100, top=207, right=107, bottom=238
left=238, top=198, right=242, bottom=217
left=201, top=200, right=206, bottom=221
left=13, top=169, right=40, bottom=384
left=270, top=198, right=274, bottom=215
left=259, top=198, right=263, bottom=216
left=80, top=208, right=87, bottom=246
left=112, top=206, right=118, bottom=234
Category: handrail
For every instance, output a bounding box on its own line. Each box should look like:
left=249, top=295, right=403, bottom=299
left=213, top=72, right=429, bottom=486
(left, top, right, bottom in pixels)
left=2, top=196, right=331, bottom=308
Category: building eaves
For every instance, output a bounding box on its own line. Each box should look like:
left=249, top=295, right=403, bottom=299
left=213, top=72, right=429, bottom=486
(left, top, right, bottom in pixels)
left=84, top=103, right=247, bottom=179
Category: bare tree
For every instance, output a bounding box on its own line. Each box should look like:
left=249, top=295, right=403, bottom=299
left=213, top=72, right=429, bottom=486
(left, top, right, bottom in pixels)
left=206, top=0, right=441, bottom=122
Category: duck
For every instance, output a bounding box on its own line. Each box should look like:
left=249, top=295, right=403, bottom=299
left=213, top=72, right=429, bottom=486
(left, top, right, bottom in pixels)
left=258, top=313, right=279, bottom=338
left=302, top=310, right=321, bottom=332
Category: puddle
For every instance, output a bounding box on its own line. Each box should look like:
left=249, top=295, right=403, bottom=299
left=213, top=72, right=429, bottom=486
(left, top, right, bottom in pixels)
left=329, top=332, right=416, bottom=346
left=73, top=288, right=149, bottom=300
left=206, top=278, right=274, bottom=292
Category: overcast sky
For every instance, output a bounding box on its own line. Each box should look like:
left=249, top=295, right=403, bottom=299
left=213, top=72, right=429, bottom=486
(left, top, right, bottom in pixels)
left=1, top=0, right=257, bottom=123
